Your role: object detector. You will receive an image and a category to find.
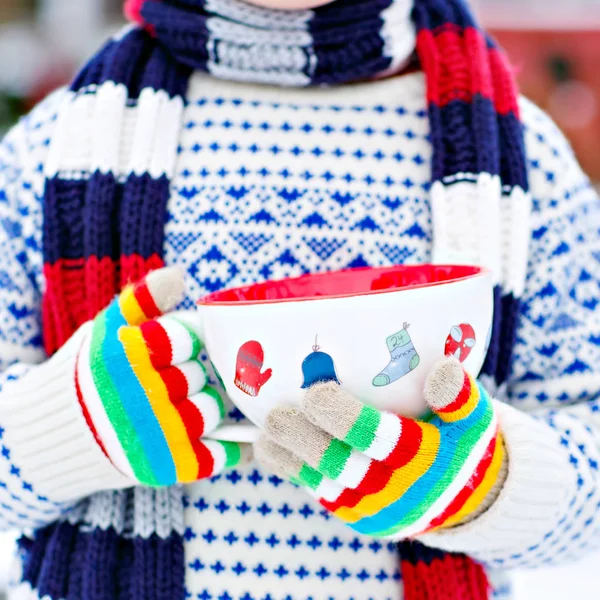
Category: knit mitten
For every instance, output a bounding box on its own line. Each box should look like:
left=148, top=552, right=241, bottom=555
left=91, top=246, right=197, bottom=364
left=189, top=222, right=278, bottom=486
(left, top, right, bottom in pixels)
left=76, top=267, right=245, bottom=487
left=255, top=358, right=507, bottom=539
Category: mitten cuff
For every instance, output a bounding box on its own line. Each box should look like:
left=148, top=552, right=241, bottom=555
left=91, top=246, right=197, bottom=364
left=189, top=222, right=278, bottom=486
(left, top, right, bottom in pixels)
left=0, top=324, right=134, bottom=502
left=417, top=401, right=573, bottom=564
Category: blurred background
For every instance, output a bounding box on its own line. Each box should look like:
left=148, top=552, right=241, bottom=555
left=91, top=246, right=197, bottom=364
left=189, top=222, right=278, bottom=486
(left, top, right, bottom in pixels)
left=0, top=1, right=600, bottom=599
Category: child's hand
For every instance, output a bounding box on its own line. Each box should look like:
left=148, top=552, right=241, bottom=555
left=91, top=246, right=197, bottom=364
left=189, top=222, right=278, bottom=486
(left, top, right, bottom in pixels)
left=76, top=267, right=247, bottom=487
left=255, top=358, right=506, bottom=539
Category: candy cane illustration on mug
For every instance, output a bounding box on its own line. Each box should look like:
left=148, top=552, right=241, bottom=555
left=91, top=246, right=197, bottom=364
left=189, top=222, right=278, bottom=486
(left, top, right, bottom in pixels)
left=444, top=324, right=476, bottom=363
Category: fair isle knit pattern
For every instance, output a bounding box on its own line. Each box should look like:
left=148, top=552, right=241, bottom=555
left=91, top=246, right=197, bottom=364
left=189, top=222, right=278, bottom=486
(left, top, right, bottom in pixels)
left=1, top=71, right=600, bottom=600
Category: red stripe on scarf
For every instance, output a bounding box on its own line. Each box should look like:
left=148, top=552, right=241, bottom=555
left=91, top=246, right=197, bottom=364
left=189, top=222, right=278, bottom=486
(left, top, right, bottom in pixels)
left=417, top=27, right=519, bottom=116
left=43, top=254, right=164, bottom=355
left=401, top=552, right=489, bottom=600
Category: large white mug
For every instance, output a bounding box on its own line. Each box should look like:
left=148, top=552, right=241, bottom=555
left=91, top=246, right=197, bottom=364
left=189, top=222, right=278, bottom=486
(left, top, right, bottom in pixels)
left=195, top=265, right=494, bottom=443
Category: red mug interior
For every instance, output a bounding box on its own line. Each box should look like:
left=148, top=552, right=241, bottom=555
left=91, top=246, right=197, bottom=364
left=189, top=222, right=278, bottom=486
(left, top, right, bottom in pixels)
left=198, top=264, right=487, bottom=306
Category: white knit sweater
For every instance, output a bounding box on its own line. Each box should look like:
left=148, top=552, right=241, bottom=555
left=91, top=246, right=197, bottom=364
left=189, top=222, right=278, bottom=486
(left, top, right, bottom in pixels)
left=1, top=72, right=600, bottom=600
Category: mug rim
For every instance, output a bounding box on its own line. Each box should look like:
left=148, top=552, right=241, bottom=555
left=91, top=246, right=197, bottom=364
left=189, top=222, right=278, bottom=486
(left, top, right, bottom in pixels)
left=197, top=264, right=491, bottom=307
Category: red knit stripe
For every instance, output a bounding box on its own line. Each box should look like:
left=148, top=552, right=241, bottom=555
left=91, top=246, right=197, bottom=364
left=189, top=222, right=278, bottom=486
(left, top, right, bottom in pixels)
left=489, top=47, right=521, bottom=116
left=195, top=440, right=216, bottom=479
left=159, top=364, right=190, bottom=402
left=464, top=28, right=493, bottom=100
left=175, top=398, right=207, bottom=442
left=384, top=417, right=424, bottom=468
left=436, top=371, right=471, bottom=414
left=319, top=460, right=394, bottom=512
left=75, top=366, right=109, bottom=459
left=84, top=255, right=118, bottom=323
left=120, top=253, right=164, bottom=289
left=401, top=553, right=489, bottom=600
left=43, top=260, right=88, bottom=354
left=124, top=0, right=144, bottom=24
left=134, top=277, right=162, bottom=321
left=140, top=319, right=173, bottom=369
left=43, top=254, right=162, bottom=355
left=423, top=434, right=497, bottom=531
left=156, top=362, right=208, bottom=469
left=417, top=27, right=518, bottom=116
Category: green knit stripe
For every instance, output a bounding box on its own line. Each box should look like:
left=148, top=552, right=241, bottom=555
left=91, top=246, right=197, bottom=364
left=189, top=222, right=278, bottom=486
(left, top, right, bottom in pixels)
left=319, top=438, right=353, bottom=480
left=88, top=313, right=159, bottom=486
left=298, top=464, right=323, bottom=490
left=221, top=441, right=242, bottom=468
left=202, top=385, right=226, bottom=420
left=345, top=405, right=380, bottom=452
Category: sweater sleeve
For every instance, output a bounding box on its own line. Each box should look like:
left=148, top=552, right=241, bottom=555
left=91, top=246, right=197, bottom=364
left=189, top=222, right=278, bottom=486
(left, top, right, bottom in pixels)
left=419, top=99, right=600, bottom=569
left=0, top=94, right=130, bottom=533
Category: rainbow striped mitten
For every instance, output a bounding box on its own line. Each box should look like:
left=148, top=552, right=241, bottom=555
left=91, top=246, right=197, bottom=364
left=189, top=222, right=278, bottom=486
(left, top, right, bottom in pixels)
left=255, top=358, right=506, bottom=539
left=75, top=267, right=245, bottom=487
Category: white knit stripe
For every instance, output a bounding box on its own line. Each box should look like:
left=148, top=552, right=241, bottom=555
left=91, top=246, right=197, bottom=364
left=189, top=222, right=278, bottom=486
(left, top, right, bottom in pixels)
left=76, top=331, right=136, bottom=480
left=205, top=11, right=314, bottom=87
left=45, top=83, right=184, bottom=180
left=128, top=86, right=163, bottom=176
left=501, top=186, right=532, bottom=296
left=177, top=360, right=208, bottom=396
left=206, top=17, right=313, bottom=46
left=380, top=0, right=417, bottom=72
left=386, top=411, right=499, bottom=540
left=155, top=315, right=196, bottom=365
left=363, top=412, right=402, bottom=461
left=91, top=81, right=128, bottom=175
left=313, top=476, right=345, bottom=503
left=334, top=450, right=373, bottom=490
left=477, top=173, right=503, bottom=280
left=188, top=391, right=223, bottom=436
left=0, top=326, right=134, bottom=501
left=148, top=92, right=185, bottom=179
left=203, top=440, right=228, bottom=475
left=431, top=176, right=503, bottom=286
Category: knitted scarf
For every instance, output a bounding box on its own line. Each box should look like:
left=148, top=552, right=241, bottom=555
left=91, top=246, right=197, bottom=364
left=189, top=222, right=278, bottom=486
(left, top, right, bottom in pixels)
left=32, top=1, right=530, bottom=599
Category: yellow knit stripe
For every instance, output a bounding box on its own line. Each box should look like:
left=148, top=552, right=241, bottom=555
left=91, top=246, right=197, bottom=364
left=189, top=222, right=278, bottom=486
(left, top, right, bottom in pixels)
left=119, top=285, right=147, bottom=326
left=118, top=326, right=199, bottom=482
left=433, top=433, right=506, bottom=531
left=438, top=373, right=480, bottom=423
left=334, top=423, right=441, bottom=524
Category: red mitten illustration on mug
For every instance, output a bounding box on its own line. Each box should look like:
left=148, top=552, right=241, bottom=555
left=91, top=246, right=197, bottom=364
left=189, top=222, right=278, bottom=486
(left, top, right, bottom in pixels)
left=235, top=341, right=273, bottom=397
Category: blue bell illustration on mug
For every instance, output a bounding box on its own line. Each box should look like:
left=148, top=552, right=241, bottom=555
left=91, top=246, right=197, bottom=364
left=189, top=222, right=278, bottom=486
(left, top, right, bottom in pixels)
left=301, top=336, right=341, bottom=389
